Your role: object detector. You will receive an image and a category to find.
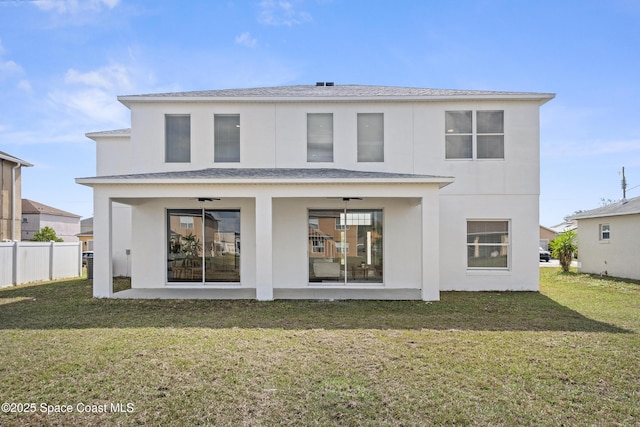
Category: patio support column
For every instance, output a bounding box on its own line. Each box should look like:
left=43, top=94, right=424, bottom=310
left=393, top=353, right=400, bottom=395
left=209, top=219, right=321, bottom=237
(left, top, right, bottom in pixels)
left=255, top=194, right=273, bottom=301
left=93, top=190, right=113, bottom=298
left=421, top=190, right=441, bottom=301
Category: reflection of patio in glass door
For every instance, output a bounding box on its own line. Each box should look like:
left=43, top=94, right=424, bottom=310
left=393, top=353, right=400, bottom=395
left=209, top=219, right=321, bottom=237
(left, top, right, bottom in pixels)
left=308, top=208, right=382, bottom=284
left=168, top=209, right=240, bottom=283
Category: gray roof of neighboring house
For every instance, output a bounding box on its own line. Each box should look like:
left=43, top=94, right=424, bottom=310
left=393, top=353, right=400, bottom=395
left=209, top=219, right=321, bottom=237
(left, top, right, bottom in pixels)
left=569, top=196, right=640, bottom=220
left=549, top=220, right=578, bottom=233
left=118, top=84, right=555, bottom=105
left=77, top=168, right=454, bottom=186
left=0, top=150, right=33, bottom=167
left=22, top=199, right=81, bottom=218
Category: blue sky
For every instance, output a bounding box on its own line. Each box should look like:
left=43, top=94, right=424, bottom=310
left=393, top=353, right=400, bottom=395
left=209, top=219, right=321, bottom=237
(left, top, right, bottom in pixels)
left=1, top=0, right=639, bottom=227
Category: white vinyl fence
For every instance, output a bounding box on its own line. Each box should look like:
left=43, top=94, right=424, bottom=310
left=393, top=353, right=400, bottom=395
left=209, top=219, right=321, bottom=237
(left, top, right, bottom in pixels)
left=0, top=241, right=82, bottom=287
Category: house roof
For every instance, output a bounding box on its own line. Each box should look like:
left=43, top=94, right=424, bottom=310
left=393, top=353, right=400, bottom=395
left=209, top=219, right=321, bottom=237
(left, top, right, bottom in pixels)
left=76, top=167, right=454, bottom=187
left=22, top=199, right=81, bottom=218
left=549, top=220, right=578, bottom=233
left=0, top=150, right=33, bottom=167
left=118, top=84, right=555, bottom=106
left=569, top=196, right=640, bottom=220
left=85, top=128, right=131, bottom=138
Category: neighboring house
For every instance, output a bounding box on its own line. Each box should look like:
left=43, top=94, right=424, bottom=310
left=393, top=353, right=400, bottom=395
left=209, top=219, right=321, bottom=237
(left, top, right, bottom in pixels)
left=0, top=151, right=32, bottom=241
left=78, top=217, right=94, bottom=251
left=570, top=196, right=640, bottom=280
left=76, top=84, right=554, bottom=300
left=550, top=220, right=577, bottom=234
left=539, top=225, right=557, bottom=250
left=21, top=199, right=81, bottom=242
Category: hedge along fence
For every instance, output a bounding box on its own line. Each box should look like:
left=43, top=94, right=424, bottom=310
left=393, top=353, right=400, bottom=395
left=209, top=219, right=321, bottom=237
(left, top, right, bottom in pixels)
left=0, top=241, right=82, bottom=287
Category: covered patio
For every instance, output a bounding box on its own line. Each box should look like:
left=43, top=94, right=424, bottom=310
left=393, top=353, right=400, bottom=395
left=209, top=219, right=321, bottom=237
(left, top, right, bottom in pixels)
left=77, top=168, right=453, bottom=301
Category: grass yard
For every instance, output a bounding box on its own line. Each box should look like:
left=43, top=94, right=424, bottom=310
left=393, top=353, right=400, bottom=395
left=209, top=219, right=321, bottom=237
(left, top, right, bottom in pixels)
left=0, top=268, right=639, bottom=426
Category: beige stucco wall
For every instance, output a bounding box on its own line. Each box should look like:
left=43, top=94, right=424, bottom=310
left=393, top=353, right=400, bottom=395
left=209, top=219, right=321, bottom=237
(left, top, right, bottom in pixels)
left=1, top=160, right=23, bottom=241
left=577, top=214, right=640, bottom=280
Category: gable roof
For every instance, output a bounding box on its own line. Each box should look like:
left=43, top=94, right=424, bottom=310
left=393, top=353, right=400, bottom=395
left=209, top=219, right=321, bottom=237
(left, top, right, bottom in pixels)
left=0, top=150, right=33, bottom=167
left=22, top=199, right=81, bottom=218
left=118, top=84, right=555, bottom=106
left=569, top=196, right=640, bottom=220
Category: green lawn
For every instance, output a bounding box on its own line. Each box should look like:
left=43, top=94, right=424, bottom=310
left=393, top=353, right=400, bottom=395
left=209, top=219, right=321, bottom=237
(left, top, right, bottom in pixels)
left=0, top=269, right=639, bottom=426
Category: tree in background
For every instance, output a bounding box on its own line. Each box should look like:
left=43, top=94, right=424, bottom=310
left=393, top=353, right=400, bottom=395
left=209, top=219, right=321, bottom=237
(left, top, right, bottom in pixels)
left=549, top=230, right=577, bottom=272
left=30, top=226, right=63, bottom=242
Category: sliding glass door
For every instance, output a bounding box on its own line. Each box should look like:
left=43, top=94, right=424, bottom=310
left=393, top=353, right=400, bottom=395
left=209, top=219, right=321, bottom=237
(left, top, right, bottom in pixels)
left=308, top=209, right=382, bottom=284
left=168, top=209, right=240, bottom=283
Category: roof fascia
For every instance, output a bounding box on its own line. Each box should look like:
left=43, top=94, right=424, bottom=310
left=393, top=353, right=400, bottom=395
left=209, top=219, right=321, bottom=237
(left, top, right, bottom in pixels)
left=118, top=93, right=555, bottom=108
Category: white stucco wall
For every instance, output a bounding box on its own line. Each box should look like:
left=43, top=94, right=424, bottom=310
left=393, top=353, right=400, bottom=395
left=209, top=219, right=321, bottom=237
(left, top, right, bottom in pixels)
left=439, top=194, right=540, bottom=291
left=576, top=215, right=640, bottom=280
left=95, top=135, right=132, bottom=176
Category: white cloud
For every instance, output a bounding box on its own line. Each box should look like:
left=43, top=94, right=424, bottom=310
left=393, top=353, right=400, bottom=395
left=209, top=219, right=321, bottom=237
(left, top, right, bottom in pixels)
left=258, top=0, right=312, bottom=26
left=235, top=32, right=257, bottom=48
left=48, top=87, right=127, bottom=125
left=0, top=40, right=23, bottom=80
left=65, top=64, right=133, bottom=90
left=46, top=63, right=134, bottom=129
left=17, top=80, right=32, bottom=92
left=33, top=0, right=120, bottom=14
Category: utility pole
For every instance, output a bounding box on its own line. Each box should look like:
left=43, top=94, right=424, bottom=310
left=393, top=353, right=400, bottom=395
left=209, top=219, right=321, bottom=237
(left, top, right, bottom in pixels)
left=621, top=166, right=627, bottom=200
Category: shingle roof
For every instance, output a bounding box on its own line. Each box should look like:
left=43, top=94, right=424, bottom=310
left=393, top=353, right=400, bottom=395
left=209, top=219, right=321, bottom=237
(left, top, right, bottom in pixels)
left=22, top=199, right=80, bottom=218
left=85, top=128, right=131, bottom=137
left=79, top=168, right=452, bottom=181
left=118, top=84, right=555, bottom=104
left=570, top=196, right=640, bottom=220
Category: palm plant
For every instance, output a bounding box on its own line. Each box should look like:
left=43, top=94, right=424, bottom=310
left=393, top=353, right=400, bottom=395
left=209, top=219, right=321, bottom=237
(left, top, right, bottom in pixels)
left=549, top=230, right=577, bottom=272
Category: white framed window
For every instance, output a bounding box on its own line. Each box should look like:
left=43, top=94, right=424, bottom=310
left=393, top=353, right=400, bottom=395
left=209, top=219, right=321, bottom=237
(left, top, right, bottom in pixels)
left=307, top=113, right=333, bottom=162
left=357, top=113, right=384, bottom=162
left=600, top=224, right=610, bottom=241
left=214, top=114, right=240, bottom=162
left=467, top=220, right=510, bottom=269
left=165, top=114, right=191, bottom=163
left=446, top=110, right=504, bottom=160
left=179, top=216, right=194, bottom=229
left=310, top=236, right=326, bottom=253
left=336, top=241, right=350, bottom=254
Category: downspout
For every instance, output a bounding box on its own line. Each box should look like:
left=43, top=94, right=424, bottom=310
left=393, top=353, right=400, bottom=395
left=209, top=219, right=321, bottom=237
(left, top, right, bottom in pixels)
left=11, top=163, right=19, bottom=241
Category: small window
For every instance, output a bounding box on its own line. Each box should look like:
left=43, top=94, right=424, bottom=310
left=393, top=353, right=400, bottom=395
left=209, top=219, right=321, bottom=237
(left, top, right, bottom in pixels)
left=179, top=216, right=195, bottom=229
left=214, top=114, right=240, bottom=162
left=477, top=111, right=504, bottom=159
left=467, top=220, right=510, bottom=269
left=445, top=111, right=472, bottom=159
left=307, top=113, right=333, bottom=162
left=357, top=113, right=384, bottom=162
left=445, top=110, right=504, bottom=160
left=600, top=224, right=610, bottom=240
left=165, top=115, right=190, bottom=163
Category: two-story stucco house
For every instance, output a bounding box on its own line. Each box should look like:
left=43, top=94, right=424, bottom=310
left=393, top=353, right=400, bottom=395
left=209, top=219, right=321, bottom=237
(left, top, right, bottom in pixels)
left=76, top=84, right=554, bottom=300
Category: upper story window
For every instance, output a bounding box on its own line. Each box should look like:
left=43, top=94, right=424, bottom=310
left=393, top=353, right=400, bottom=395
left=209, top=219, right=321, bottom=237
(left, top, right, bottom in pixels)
left=165, top=114, right=190, bottom=163
left=307, top=113, right=333, bottom=162
left=214, top=114, right=240, bottom=162
left=445, top=110, right=504, bottom=159
left=600, top=224, right=610, bottom=240
left=357, top=113, right=384, bottom=162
